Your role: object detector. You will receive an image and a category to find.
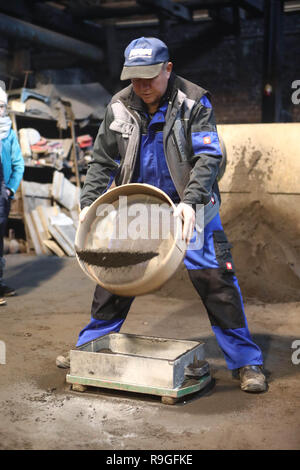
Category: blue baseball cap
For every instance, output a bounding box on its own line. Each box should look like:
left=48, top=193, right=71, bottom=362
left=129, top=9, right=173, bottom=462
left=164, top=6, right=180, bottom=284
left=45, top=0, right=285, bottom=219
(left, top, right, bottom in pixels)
left=120, top=37, right=169, bottom=81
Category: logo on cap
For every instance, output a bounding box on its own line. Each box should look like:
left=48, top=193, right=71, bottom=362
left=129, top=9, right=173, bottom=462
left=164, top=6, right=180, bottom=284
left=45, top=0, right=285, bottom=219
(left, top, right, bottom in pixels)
left=129, top=48, right=153, bottom=60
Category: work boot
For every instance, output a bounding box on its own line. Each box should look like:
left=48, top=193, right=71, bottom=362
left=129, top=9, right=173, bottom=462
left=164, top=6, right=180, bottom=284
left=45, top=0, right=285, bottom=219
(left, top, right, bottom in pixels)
left=239, top=365, right=268, bottom=393
left=0, top=284, right=16, bottom=297
left=56, top=351, right=70, bottom=369
left=0, top=297, right=6, bottom=306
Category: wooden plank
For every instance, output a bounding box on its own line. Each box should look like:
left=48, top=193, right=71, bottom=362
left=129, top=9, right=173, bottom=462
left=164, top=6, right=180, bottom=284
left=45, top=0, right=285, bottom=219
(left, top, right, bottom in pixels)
left=69, top=120, right=81, bottom=188
left=66, top=374, right=211, bottom=398
left=53, top=223, right=76, bottom=253
left=69, top=209, right=79, bottom=229
left=48, top=224, right=75, bottom=256
left=51, top=170, right=63, bottom=201
left=24, top=212, right=43, bottom=255
left=21, top=181, right=52, bottom=213
left=43, top=239, right=65, bottom=257
left=10, top=111, right=18, bottom=134
left=21, top=181, right=52, bottom=255
left=36, top=205, right=51, bottom=240
left=36, top=205, right=59, bottom=239
left=31, top=209, right=51, bottom=255
left=20, top=182, right=33, bottom=253
left=52, top=170, right=80, bottom=211
left=9, top=186, right=23, bottom=219
left=18, top=128, right=32, bottom=158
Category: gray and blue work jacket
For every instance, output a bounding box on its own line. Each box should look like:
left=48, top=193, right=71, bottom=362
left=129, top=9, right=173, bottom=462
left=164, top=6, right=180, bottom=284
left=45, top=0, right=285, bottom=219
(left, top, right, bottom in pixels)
left=81, top=74, right=223, bottom=224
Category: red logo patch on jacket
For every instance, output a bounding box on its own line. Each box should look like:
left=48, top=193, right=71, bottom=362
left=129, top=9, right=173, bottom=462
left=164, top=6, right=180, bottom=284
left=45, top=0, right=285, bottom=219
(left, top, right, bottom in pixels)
left=226, top=262, right=233, bottom=270
left=203, top=136, right=211, bottom=144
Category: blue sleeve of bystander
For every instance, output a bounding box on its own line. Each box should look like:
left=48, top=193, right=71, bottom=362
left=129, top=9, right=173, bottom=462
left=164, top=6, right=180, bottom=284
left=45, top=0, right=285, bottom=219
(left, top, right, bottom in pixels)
left=6, top=129, right=25, bottom=195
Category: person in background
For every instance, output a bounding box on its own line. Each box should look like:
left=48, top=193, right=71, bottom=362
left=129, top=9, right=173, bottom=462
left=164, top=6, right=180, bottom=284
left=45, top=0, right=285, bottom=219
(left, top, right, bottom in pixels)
left=0, top=84, right=24, bottom=305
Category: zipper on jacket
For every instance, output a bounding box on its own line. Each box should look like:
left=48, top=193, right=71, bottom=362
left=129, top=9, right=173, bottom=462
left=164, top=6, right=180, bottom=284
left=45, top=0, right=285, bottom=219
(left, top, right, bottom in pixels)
left=123, top=105, right=141, bottom=182
left=171, top=132, right=184, bottom=163
left=162, top=134, right=183, bottom=201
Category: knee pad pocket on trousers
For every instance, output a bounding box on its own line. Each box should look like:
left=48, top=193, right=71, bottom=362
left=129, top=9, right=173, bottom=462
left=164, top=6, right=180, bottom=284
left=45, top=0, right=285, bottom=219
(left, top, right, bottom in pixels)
left=91, top=286, right=134, bottom=321
left=213, top=230, right=236, bottom=273
left=188, top=268, right=246, bottom=329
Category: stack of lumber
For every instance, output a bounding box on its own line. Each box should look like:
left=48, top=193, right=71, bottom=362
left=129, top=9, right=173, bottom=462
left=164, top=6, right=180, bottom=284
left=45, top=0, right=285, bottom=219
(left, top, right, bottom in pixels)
left=21, top=171, right=80, bottom=257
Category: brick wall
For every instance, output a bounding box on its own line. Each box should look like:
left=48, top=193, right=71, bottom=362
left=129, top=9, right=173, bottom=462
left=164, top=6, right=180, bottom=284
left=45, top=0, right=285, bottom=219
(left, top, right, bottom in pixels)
left=115, top=14, right=300, bottom=124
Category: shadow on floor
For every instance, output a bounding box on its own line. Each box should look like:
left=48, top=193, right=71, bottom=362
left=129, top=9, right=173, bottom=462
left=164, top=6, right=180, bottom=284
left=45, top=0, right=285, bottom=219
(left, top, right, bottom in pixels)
left=4, top=256, right=66, bottom=294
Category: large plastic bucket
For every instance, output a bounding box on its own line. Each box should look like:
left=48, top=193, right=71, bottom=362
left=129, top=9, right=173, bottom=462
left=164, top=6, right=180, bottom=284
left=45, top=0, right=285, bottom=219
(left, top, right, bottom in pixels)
left=75, top=183, right=187, bottom=296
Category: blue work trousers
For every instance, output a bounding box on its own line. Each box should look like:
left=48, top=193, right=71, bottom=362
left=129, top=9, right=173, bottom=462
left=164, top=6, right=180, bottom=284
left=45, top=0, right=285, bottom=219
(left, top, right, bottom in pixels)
left=76, top=214, right=263, bottom=370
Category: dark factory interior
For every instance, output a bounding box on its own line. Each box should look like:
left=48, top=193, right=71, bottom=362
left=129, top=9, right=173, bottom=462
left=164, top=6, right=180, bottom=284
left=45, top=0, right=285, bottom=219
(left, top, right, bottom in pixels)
left=0, top=1, right=300, bottom=452
left=0, top=1, right=299, bottom=125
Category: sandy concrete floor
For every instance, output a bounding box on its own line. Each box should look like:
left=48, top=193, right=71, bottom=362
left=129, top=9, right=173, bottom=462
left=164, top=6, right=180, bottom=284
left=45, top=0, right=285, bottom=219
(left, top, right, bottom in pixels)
left=0, top=254, right=299, bottom=450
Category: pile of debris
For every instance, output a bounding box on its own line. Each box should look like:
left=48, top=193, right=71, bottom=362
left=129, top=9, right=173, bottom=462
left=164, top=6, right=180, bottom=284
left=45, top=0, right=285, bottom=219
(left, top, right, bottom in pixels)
left=18, top=128, right=93, bottom=173
left=4, top=82, right=113, bottom=257
left=19, top=127, right=74, bottom=171
left=8, top=83, right=111, bottom=128
left=76, top=134, right=93, bottom=173
left=21, top=171, right=80, bottom=257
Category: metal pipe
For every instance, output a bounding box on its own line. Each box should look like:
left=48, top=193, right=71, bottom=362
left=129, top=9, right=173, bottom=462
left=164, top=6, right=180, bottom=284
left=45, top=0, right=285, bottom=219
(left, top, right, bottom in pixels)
left=0, top=13, right=104, bottom=63
left=68, top=5, right=151, bottom=19
left=68, top=0, right=233, bottom=18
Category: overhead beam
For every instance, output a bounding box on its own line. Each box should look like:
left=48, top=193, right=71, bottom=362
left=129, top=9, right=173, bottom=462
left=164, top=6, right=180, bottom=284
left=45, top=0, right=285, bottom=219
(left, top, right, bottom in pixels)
left=0, top=0, right=105, bottom=45
left=208, top=5, right=241, bottom=33
left=67, top=1, right=234, bottom=19
left=180, top=0, right=238, bottom=7
left=137, top=0, right=192, bottom=21
left=0, top=13, right=104, bottom=63
left=238, top=0, right=264, bottom=15
left=31, top=51, right=79, bottom=70
left=67, top=4, right=152, bottom=19
left=33, top=2, right=105, bottom=45
left=0, top=0, right=30, bottom=18
left=169, top=21, right=226, bottom=69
